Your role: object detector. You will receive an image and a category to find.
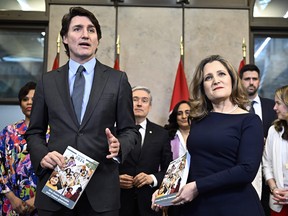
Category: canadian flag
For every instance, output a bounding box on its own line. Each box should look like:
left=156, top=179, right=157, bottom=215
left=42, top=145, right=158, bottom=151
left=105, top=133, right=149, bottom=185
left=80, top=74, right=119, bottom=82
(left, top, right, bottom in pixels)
left=169, top=58, right=189, bottom=112
left=114, top=55, right=120, bottom=70
left=52, top=53, right=59, bottom=70
left=238, top=58, right=246, bottom=74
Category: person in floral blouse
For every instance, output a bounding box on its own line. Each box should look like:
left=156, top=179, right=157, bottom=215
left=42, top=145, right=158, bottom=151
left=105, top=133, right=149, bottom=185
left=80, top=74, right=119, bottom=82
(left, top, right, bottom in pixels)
left=0, top=81, right=49, bottom=216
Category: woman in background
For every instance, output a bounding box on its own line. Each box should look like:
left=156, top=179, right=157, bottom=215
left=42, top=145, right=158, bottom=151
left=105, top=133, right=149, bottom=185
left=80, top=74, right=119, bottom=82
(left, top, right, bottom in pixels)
left=164, top=100, right=191, bottom=160
left=0, top=82, right=48, bottom=216
left=164, top=100, right=191, bottom=216
left=262, top=85, right=288, bottom=216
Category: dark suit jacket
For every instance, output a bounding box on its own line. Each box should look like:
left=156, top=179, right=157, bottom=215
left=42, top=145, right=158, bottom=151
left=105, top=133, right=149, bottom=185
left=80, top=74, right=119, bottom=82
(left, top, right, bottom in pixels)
left=26, top=60, right=139, bottom=212
left=119, top=119, right=172, bottom=216
left=259, top=97, right=277, bottom=216
left=260, top=97, right=277, bottom=138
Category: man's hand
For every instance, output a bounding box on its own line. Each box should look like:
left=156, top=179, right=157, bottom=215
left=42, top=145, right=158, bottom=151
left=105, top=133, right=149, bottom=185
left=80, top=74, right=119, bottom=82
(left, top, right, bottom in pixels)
left=105, top=128, right=120, bottom=159
left=119, top=174, right=134, bottom=189
left=133, top=172, right=153, bottom=188
left=40, top=151, right=65, bottom=169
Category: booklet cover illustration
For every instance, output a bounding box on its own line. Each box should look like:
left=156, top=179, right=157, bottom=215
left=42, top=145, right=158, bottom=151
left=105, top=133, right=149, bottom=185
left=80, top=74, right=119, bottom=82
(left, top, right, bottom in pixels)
left=42, top=146, right=99, bottom=209
left=155, top=152, right=190, bottom=206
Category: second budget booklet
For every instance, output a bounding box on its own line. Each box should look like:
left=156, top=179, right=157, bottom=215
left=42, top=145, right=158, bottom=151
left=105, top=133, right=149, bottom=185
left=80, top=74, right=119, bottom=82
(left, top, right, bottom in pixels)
left=154, top=152, right=190, bottom=206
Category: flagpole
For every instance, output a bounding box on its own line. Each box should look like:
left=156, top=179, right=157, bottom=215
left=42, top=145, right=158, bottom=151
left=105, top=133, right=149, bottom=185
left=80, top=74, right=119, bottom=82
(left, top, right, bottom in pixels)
left=180, top=36, right=184, bottom=61
left=52, top=33, right=61, bottom=70
left=111, top=0, right=123, bottom=60
left=177, top=0, right=189, bottom=66
left=114, top=35, right=120, bottom=70
left=242, top=37, right=246, bottom=62
left=237, top=38, right=246, bottom=73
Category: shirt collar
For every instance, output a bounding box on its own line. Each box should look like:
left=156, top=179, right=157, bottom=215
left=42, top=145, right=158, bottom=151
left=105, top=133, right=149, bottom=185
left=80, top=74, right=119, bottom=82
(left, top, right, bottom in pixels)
left=138, top=119, right=147, bottom=130
left=69, top=58, right=96, bottom=75
left=252, top=95, right=261, bottom=104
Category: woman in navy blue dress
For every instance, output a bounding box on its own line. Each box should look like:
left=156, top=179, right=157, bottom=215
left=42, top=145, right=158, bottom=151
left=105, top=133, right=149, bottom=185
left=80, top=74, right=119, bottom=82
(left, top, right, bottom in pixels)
left=152, top=55, right=265, bottom=216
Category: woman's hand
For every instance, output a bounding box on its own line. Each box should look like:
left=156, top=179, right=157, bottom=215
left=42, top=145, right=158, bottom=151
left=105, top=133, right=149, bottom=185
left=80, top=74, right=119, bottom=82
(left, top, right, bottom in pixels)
left=172, top=181, right=198, bottom=205
left=272, top=188, right=288, bottom=205
left=24, top=196, right=36, bottom=214
left=5, top=191, right=27, bottom=214
left=151, top=189, right=163, bottom=212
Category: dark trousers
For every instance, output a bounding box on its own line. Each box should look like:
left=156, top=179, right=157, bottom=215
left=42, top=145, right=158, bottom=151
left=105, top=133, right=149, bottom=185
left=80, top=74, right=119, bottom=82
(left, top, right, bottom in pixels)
left=261, top=178, right=271, bottom=216
left=38, top=192, right=119, bottom=216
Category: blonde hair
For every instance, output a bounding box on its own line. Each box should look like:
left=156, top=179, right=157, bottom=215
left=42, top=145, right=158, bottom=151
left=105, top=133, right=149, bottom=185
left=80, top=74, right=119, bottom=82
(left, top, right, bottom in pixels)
left=189, top=55, right=249, bottom=120
left=273, top=85, right=288, bottom=140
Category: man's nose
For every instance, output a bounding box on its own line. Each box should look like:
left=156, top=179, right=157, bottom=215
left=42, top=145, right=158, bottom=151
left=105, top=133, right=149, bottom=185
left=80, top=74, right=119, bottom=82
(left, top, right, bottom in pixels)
left=82, top=29, right=89, bottom=38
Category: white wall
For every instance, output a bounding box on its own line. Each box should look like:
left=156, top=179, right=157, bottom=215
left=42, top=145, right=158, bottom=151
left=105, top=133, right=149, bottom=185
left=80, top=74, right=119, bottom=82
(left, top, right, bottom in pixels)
left=47, top=5, right=249, bottom=126
left=0, top=5, right=249, bottom=129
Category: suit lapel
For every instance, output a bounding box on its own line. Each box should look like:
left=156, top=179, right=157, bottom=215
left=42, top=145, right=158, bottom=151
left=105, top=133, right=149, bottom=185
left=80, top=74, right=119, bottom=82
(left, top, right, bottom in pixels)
left=139, top=120, right=153, bottom=158
left=54, top=63, right=79, bottom=127
left=80, top=61, right=109, bottom=129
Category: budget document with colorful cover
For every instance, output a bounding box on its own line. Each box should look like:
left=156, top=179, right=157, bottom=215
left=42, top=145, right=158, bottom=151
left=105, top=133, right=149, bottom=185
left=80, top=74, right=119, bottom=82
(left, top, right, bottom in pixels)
left=42, top=146, right=99, bottom=209
left=154, top=152, right=190, bottom=206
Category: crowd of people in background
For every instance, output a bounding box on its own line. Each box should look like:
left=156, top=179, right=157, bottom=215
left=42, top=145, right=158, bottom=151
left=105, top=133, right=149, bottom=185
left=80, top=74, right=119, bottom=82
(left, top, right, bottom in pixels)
left=0, top=6, right=287, bottom=216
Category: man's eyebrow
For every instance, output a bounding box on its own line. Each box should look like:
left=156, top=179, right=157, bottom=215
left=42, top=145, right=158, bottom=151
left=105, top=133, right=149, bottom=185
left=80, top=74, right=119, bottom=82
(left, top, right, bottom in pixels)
left=87, top=24, right=96, bottom=28
left=72, top=24, right=95, bottom=28
left=72, top=24, right=83, bottom=28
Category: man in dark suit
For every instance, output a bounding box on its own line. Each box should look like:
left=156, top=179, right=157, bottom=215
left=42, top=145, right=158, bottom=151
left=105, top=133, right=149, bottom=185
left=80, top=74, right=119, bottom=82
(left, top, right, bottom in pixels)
left=25, top=7, right=139, bottom=216
left=119, top=86, right=172, bottom=216
left=240, top=64, right=277, bottom=216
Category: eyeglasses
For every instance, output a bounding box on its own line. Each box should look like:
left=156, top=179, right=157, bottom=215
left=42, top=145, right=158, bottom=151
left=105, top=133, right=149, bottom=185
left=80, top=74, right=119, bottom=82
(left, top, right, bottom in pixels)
left=133, top=96, right=150, bottom=104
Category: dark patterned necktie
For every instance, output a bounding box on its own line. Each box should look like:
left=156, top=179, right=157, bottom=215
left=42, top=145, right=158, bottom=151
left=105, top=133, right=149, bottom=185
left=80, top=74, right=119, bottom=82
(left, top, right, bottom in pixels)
left=72, top=65, right=85, bottom=124
left=249, top=101, right=256, bottom=114
left=132, top=125, right=142, bottom=161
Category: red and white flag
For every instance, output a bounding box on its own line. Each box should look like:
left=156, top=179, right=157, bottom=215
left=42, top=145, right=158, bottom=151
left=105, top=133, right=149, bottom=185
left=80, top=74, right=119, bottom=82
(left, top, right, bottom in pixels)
left=238, top=58, right=246, bottom=74
left=169, top=58, right=189, bottom=112
left=52, top=53, right=59, bottom=70
left=52, top=34, right=61, bottom=70
left=114, top=55, right=120, bottom=70
left=238, top=38, right=246, bottom=73
left=114, top=35, right=120, bottom=71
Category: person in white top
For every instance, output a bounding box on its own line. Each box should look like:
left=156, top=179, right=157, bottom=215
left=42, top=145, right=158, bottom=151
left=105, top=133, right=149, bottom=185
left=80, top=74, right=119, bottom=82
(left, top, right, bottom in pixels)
left=165, top=100, right=191, bottom=160
left=262, top=85, right=288, bottom=215
left=164, top=100, right=192, bottom=216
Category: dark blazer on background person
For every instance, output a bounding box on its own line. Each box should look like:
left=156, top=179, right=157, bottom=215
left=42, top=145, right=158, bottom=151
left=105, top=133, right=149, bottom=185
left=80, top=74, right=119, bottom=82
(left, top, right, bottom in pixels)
left=119, top=119, right=172, bottom=216
left=260, top=97, right=277, bottom=138
left=259, top=97, right=276, bottom=216
left=25, top=60, right=139, bottom=213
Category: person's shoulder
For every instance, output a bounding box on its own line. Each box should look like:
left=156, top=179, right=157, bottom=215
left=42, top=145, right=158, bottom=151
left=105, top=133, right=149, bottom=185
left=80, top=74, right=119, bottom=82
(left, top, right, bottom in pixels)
left=147, top=119, right=167, bottom=132
left=45, top=63, right=68, bottom=76
left=260, top=97, right=274, bottom=105
left=268, top=125, right=277, bottom=134
left=241, top=112, right=262, bottom=125
left=2, top=120, right=25, bottom=132
left=233, top=107, right=248, bottom=114
left=97, top=60, right=124, bottom=73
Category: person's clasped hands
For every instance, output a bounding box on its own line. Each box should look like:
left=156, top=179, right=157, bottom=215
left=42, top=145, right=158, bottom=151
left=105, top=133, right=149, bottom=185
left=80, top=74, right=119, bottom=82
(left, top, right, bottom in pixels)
left=119, top=172, right=153, bottom=189
left=271, top=188, right=288, bottom=205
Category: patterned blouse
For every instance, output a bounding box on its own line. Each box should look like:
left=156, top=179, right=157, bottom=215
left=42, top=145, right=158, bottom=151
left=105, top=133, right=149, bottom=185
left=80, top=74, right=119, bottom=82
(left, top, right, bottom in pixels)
left=0, top=120, right=49, bottom=216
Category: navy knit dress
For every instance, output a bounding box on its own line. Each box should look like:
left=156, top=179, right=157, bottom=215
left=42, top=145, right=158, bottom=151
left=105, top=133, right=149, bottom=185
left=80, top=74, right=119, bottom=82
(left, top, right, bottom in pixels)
left=181, top=113, right=265, bottom=216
